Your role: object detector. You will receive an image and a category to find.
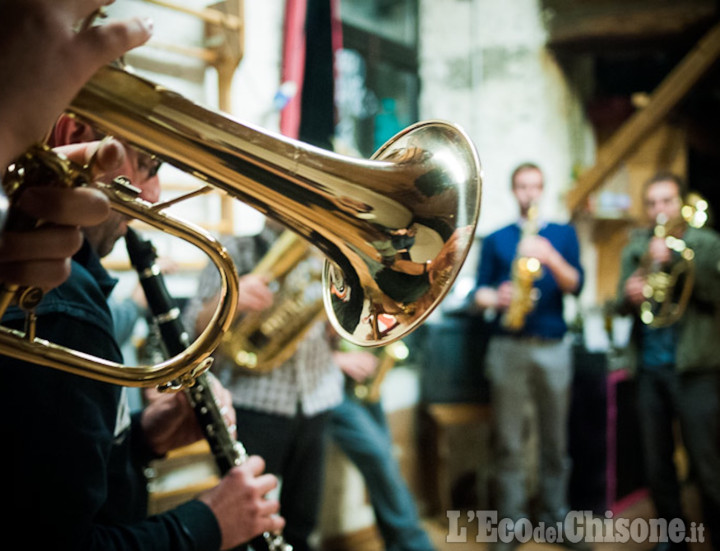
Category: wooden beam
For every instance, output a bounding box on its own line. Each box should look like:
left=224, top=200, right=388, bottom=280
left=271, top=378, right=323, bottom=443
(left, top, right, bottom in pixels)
left=544, top=0, right=716, bottom=46
left=145, top=40, right=219, bottom=65
left=206, top=0, right=245, bottom=112
left=143, top=0, right=242, bottom=31
left=567, top=21, right=720, bottom=214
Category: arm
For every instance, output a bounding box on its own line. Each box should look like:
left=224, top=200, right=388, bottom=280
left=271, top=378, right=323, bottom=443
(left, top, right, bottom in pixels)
left=536, top=238, right=580, bottom=294
left=472, top=231, right=515, bottom=310
left=518, top=227, right=582, bottom=295
left=333, top=350, right=378, bottom=382
left=686, top=228, right=720, bottom=304
left=4, top=312, right=281, bottom=551
left=183, top=235, right=273, bottom=338
left=3, top=315, right=207, bottom=550
left=193, top=273, right=273, bottom=336
left=474, top=283, right=514, bottom=311
left=473, top=232, right=502, bottom=309
left=615, top=232, right=648, bottom=315
left=140, top=386, right=283, bottom=551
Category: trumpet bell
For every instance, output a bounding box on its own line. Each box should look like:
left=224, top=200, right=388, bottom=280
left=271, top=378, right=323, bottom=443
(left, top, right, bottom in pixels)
left=69, top=64, right=482, bottom=346
left=325, top=121, right=481, bottom=344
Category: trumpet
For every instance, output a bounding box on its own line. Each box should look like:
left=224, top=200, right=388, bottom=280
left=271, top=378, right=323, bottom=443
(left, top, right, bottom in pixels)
left=0, top=63, right=482, bottom=387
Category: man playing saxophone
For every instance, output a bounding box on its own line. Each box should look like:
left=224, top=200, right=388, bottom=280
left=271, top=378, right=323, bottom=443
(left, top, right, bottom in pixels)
left=616, top=171, right=720, bottom=551
left=472, top=162, right=583, bottom=551
left=184, top=218, right=344, bottom=551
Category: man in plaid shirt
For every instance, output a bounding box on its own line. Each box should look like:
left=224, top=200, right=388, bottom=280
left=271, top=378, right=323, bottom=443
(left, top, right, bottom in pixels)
left=184, top=220, right=344, bottom=551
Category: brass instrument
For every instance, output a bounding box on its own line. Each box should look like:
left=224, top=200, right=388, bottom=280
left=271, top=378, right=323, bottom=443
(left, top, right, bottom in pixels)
left=639, top=192, right=708, bottom=328
left=219, top=230, right=326, bottom=374
left=0, top=62, right=481, bottom=387
left=0, top=145, right=239, bottom=389
left=501, top=204, right=542, bottom=331
left=352, top=339, right=409, bottom=403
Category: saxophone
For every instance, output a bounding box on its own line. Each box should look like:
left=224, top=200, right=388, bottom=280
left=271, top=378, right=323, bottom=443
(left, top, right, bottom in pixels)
left=219, top=230, right=325, bottom=374
left=501, top=204, right=543, bottom=331
left=125, top=227, right=291, bottom=551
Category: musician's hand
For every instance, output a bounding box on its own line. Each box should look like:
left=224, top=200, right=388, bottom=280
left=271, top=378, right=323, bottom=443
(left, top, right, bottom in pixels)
left=0, top=0, right=153, bottom=167
left=237, top=274, right=274, bottom=312
left=518, top=235, right=557, bottom=266
left=198, top=455, right=285, bottom=550
left=624, top=272, right=647, bottom=306
left=206, top=373, right=237, bottom=438
left=496, top=281, right=515, bottom=310
left=0, top=139, right=121, bottom=289
left=335, top=350, right=378, bottom=382
left=140, top=390, right=204, bottom=456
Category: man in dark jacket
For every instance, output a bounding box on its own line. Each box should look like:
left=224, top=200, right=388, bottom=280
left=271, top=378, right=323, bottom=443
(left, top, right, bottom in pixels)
left=617, top=171, right=720, bottom=551
left=1, top=114, right=284, bottom=551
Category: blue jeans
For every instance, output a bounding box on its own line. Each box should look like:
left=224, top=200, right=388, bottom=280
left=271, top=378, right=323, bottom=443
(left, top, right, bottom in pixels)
left=329, top=390, right=435, bottom=551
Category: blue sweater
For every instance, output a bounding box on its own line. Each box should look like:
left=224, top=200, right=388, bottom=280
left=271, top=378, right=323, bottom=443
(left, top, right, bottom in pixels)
left=474, top=221, right=583, bottom=339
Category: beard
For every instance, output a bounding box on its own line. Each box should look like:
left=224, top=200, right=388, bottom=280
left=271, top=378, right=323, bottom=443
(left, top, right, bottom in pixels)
left=83, top=213, right=128, bottom=258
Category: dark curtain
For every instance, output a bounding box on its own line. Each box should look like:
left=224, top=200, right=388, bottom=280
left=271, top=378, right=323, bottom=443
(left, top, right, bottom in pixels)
left=298, top=0, right=336, bottom=151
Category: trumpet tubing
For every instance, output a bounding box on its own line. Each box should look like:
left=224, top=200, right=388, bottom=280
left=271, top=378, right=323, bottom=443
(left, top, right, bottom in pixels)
left=69, top=64, right=482, bottom=347
left=0, top=61, right=481, bottom=387
left=0, top=146, right=239, bottom=387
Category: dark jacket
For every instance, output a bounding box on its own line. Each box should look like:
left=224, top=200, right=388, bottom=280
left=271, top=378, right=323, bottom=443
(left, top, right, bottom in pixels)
left=616, top=225, right=720, bottom=373
left=1, top=240, right=220, bottom=550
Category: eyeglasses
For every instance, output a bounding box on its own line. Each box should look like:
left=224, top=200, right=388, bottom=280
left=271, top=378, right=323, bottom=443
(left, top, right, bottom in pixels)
left=127, top=144, right=162, bottom=179
left=136, top=151, right=162, bottom=178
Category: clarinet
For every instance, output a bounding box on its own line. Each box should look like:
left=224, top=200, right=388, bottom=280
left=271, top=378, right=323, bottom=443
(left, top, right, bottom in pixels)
left=125, top=227, right=291, bottom=551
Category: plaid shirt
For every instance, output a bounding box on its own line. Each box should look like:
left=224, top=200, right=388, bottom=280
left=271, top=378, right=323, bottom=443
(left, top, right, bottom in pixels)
left=183, top=228, right=343, bottom=417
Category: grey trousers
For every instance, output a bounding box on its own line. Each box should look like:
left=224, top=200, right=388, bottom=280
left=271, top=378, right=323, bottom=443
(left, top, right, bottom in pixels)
left=485, top=335, right=573, bottom=522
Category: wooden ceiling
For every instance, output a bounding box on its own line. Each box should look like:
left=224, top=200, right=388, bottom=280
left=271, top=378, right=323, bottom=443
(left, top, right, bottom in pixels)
left=542, top=0, right=718, bottom=51
left=539, top=1, right=720, bottom=214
